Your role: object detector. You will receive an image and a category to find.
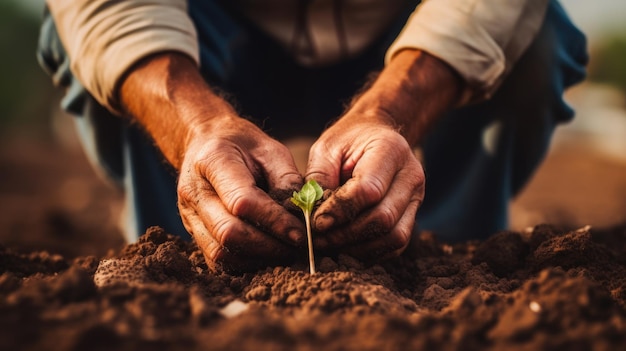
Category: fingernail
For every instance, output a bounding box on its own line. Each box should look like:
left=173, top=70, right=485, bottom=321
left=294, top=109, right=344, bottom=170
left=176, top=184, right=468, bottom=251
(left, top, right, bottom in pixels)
left=315, top=214, right=335, bottom=231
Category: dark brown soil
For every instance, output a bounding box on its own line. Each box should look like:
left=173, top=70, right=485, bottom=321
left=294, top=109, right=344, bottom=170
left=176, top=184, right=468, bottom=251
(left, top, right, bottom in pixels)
left=2, top=224, right=626, bottom=351
left=3, top=134, right=626, bottom=350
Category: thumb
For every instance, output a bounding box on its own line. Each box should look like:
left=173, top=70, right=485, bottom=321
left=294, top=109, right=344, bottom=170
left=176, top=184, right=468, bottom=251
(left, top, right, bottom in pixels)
left=304, top=140, right=342, bottom=191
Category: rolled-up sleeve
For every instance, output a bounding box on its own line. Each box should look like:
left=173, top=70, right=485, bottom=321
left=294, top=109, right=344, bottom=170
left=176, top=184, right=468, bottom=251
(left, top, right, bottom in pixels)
left=385, top=0, right=549, bottom=105
left=47, top=0, right=199, bottom=114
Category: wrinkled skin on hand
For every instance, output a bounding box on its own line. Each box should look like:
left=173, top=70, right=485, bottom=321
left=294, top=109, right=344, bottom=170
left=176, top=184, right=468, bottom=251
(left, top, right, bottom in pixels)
left=121, top=50, right=459, bottom=269
left=177, top=117, right=307, bottom=271
left=303, top=49, right=460, bottom=261
left=120, top=54, right=307, bottom=272
left=306, top=117, right=425, bottom=261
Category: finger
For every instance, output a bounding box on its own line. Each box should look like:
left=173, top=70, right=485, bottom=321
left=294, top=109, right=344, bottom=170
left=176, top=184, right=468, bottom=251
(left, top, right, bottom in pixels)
left=180, top=207, right=279, bottom=272
left=199, top=147, right=306, bottom=245
left=178, top=183, right=297, bottom=269
left=179, top=183, right=295, bottom=258
left=314, top=162, right=423, bottom=249
left=181, top=206, right=274, bottom=272
left=343, top=198, right=420, bottom=262
left=304, top=139, right=343, bottom=191
left=256, top=140, right=303, bottom=191
left=254, top=141, right=305, bottom=207
left=312, top=140, right=408, bottom=232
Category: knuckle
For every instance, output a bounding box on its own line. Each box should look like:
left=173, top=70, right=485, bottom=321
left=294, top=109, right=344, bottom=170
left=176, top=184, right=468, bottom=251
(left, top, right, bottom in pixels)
left=212, top=217, right=240, bottom=248
left=412, top=165, right=426, bottom=189
left=309, top=139, right=331, bottom=156
left=226, top=190, right=252, bottom=217
left=398, top=162, right=425, bottom=198
left=177, top=183, right=197, bottom=205
left=361, top=175, right=386, bottom=203
left=271, top=141, right=294, bottom=158
left=379, top=130, right=409, bottom=154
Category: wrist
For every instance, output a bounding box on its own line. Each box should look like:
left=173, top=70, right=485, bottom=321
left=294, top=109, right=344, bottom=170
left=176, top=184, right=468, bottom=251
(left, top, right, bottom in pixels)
left=348, top=49, right=462, bottom=146
left=120, top=52, right=237, bottom=169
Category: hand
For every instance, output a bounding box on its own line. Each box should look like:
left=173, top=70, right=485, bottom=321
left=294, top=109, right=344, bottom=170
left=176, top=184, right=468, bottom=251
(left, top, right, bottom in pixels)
left=306, top=116, right=424, bottom=261
left=305, top=49, right=462, bottom=261
left=177, top=116, right=306, bottom=271
left=120, top=53, right=305, bottom=271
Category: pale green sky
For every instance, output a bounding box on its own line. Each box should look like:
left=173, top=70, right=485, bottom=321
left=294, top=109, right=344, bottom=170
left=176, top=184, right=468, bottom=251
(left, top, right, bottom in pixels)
left=8, top=0, right=44, bottom=16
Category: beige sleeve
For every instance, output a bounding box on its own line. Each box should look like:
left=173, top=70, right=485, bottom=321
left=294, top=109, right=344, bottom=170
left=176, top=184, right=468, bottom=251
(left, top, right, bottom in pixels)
left=385, top=0, right=549, bottom=105
left=46, top=0, right=199, bottom=114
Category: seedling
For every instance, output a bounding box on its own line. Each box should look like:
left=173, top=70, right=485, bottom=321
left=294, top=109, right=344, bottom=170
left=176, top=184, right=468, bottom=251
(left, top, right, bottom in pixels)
left=291, top=180, right=323, bottom=274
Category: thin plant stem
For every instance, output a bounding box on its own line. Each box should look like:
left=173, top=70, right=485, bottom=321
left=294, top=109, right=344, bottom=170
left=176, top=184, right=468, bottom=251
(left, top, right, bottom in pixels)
left=304, top=210, right=316, bottom=274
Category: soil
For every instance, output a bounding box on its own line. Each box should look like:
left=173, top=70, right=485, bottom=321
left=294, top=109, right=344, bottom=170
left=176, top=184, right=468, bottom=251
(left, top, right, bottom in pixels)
left=2, top=134, right=626, bottom=350
left=2, top=224, right=626, bottom=351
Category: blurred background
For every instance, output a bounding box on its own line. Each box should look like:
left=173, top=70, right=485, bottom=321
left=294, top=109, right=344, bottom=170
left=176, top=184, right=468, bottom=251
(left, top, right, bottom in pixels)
left=508, top=0, right=626, bottom=230
left=0, top=0, right=625, bottom=257
left=0, top=0, right=126, bottom=256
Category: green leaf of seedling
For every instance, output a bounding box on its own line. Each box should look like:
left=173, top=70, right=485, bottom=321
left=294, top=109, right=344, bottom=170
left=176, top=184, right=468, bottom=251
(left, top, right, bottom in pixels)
left=291, top=179, right=324, bottom=275
left=290, top=180, right=323, bottom=213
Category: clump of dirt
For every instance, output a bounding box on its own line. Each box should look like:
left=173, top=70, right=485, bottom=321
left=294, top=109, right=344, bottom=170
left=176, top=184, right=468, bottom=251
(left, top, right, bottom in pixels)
left=2, top=224, right=626, bottom=350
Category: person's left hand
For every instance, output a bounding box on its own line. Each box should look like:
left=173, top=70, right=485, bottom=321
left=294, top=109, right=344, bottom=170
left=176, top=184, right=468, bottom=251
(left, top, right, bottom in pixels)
left=304, top=49, right=462, bottom=261
left=305, top=113, right=424, bottom=261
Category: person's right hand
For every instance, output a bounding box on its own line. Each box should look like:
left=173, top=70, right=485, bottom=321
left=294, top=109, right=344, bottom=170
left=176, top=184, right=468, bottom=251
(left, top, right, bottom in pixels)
left=177, top=116, right=307, bottom=271
left=120, top=53, right=306, bottom=271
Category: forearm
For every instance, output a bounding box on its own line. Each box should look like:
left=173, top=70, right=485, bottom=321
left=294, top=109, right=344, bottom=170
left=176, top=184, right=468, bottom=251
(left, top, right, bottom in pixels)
left=119, top=52, right=237, bottom=169
left=346, top=49, right=462, bottom=146
left=47, top=0, right=197, bottom=114
left=387, top=0, right=549, bottom=104
left=119, top=52, right=306, bottom=269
